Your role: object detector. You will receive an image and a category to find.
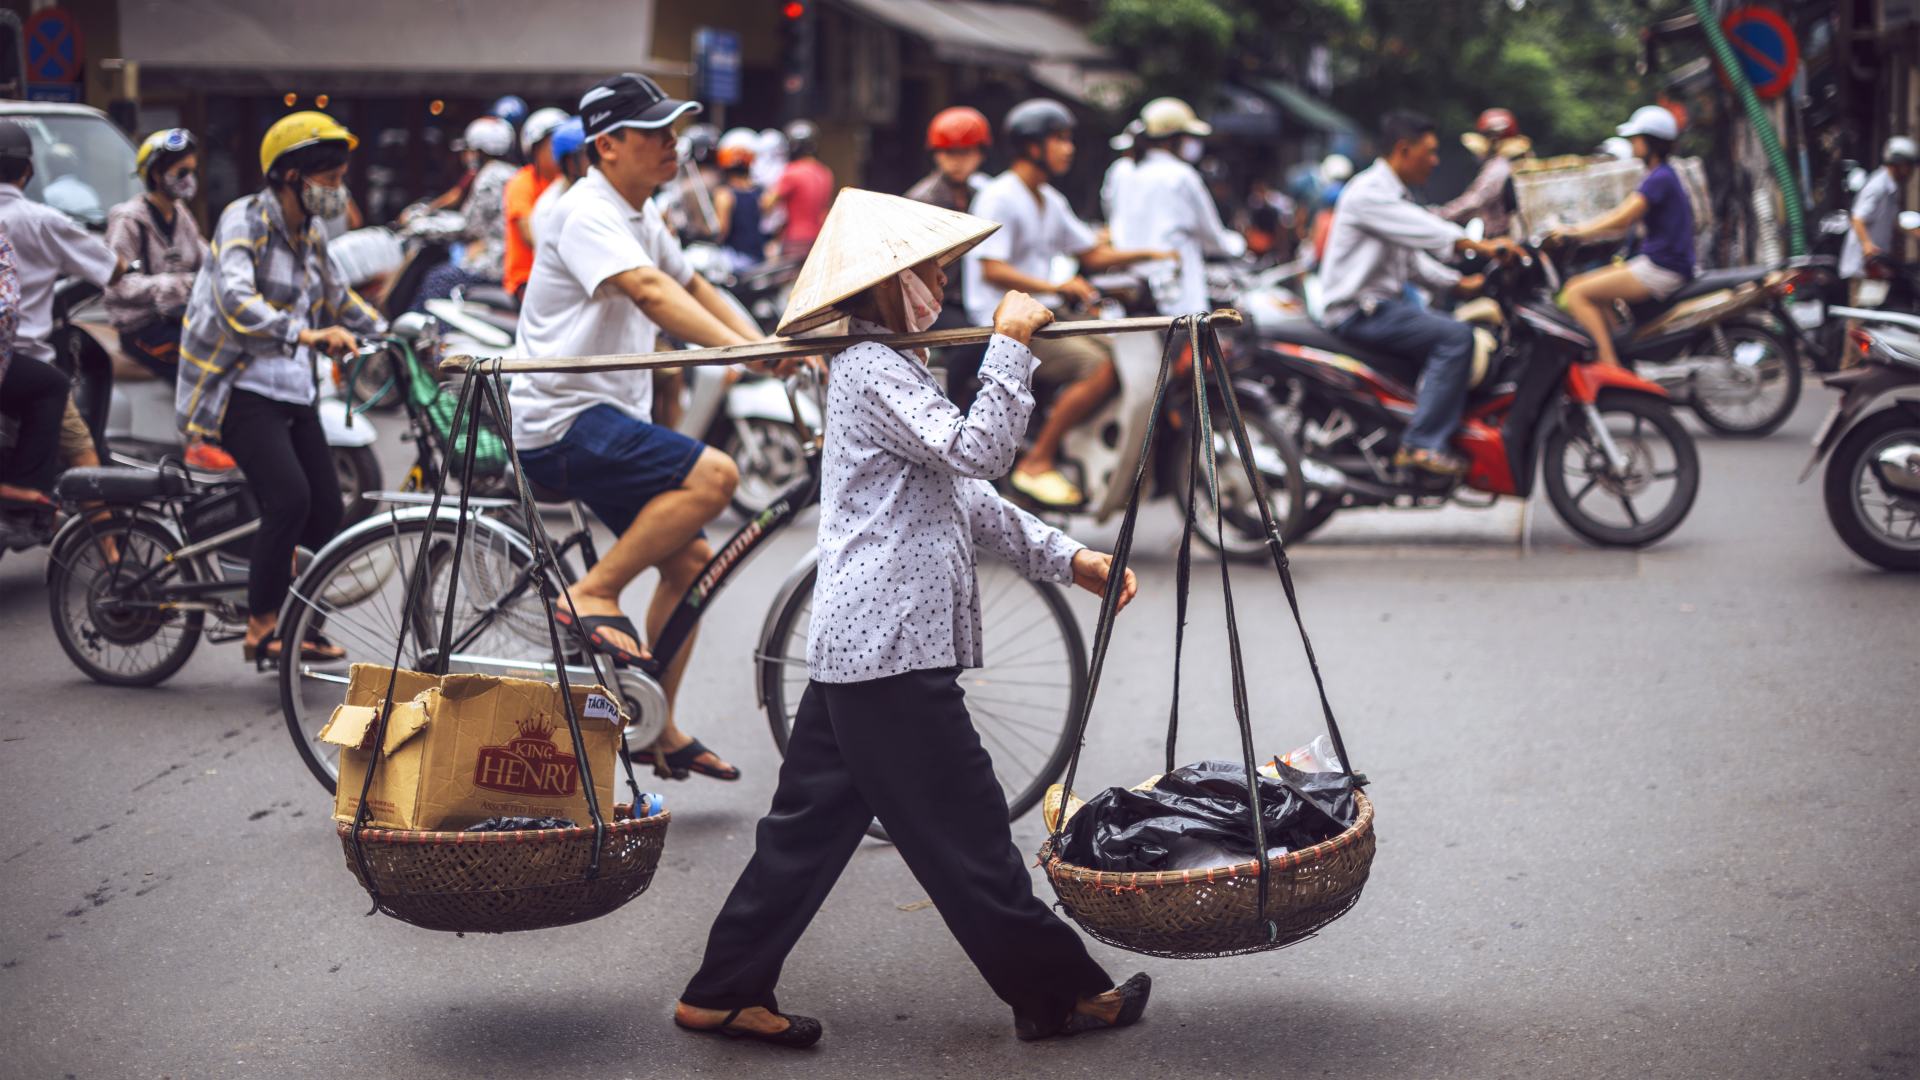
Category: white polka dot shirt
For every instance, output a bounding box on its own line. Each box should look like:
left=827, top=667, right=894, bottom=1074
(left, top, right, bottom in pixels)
left=807, top=319, right=1083, bottom=684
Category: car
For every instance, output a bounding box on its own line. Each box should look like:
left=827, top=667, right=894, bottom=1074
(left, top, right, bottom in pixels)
left=0, top=100, right=140, bottom=229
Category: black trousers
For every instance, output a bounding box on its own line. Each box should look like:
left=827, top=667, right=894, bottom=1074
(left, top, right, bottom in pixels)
left=0, top=355, right=73, bottom=494
left=682, top=667, right=1112, bottom=1034
left=219, top=389, right=342, bottom=617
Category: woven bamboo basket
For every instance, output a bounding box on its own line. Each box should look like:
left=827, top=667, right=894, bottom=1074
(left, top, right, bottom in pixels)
left=338, top=808, right=670, bottom=934
left=1040, top=792, right=1374, bottom=959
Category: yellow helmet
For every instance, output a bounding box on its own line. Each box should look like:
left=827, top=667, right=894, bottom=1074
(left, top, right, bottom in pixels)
left=134, top=128, right=197, bottom=178
left=259, top=111, right=358, bottom=175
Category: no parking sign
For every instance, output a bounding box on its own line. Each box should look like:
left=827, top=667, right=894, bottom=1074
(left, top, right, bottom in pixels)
left=1720, top=6, right=1799, bottom=100
left=23, top=7, right=83, bottom=84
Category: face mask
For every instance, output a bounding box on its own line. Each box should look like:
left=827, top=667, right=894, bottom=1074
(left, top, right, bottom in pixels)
left=162, top=172, right=197, bottom=201
left=897, top=268, right=942, bottom=334
left=1179, top=137, right=1204, bottom=163
left=301, top=180, right=350, bottom=220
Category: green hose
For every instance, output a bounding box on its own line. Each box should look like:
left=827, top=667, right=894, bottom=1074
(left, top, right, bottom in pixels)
left=1689, top=0, right=1807, bottom=257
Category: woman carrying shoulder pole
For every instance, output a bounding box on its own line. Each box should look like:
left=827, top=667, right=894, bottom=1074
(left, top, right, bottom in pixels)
left=676, top=191, right=1149, bottom=1047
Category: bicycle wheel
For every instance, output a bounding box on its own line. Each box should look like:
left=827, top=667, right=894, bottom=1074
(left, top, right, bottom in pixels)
left=48, top=514, right=204, bottom=687
left=759, top=554, right=1087, bottom=831
left=279, top=511, right=560, bottom=792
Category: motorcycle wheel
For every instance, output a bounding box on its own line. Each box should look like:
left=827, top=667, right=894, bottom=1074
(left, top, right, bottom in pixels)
left=1543, top=393, right=1699, bottom=548
left=1190, top=409, right=1307, bottom=559
left=47, top=514, right=204, bottom=687
left=1822, top=409, right=1920, bottom=571
left=350, top=348, right=401, bottom=411
left=332, top=445, right=384, bottom=528
left=722, top=418, right=809, bottom=519
left=1688, top=325, right=1801, bottom=438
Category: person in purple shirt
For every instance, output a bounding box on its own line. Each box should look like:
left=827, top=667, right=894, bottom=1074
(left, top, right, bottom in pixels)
left=1549, top=105, right=1696, bottom=369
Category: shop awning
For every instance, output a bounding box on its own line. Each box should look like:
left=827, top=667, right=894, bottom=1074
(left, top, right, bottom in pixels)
left=1254, top=79, right=1361, bottom=136
left=831, top=0, right=1131, bottom=105
left=117, top=0, right=687, bottom=94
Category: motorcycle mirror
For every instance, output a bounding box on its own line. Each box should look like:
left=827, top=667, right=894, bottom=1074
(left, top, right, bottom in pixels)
left=1465, top=218, right=1486, bottom=242
left=1899, top=210, right=1920, bottom=232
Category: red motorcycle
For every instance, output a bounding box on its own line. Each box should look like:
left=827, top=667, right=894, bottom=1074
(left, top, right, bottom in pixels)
left=1253, top=245, right=1700, bottom=548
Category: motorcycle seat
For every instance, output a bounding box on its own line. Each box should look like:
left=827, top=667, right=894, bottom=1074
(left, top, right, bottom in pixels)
left=56, top=466, right=192, bottom=504
left=1264, top=318, right=1423, bottom=383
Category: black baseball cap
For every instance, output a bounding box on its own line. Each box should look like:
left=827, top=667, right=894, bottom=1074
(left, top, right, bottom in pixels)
left=578, top=73, right=702, bottom=140
left=0, top=120, right=33, bottom=162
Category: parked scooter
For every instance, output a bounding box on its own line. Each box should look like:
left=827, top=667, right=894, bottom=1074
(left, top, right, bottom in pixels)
left=1802, top=308, right=1920, bottom=570
left=1257, top=242, right=1700, bottom=548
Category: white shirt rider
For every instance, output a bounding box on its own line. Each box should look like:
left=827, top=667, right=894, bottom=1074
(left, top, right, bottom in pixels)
left=1109, top=147, right=1245, bottom=318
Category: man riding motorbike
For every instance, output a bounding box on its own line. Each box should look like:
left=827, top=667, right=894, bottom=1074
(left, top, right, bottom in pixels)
left=1546, top=105, right=1696, bottom=371
left=1317, top=109, right=1513, bottom=478
left=962, top=98, right=1170, bottom=508
left=503, top=107, right=569, bottom=299
left=1108, top=96, right=1245, bottom=321
left=906, top=106, right=992, bottom=325
left=1840, top=136, right=1917, bottom=305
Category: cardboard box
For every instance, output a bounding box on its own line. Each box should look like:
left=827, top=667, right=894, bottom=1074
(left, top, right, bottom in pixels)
left=321, top=664, right=623, bottom=832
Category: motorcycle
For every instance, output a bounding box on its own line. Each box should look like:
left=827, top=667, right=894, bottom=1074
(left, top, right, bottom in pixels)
left=1539, top=236, right=1817, bottom=438
left=1802, top=308, right=1920, bottom=570
left=49, top=277, right=388, bottom=528
left=957, top=273, right=1306, bottom=558
left=1256, top=242, right=1701, bottom=548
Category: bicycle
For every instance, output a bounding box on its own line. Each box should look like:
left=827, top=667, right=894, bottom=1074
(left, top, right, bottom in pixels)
left=278, top=366, right=1089, bottom=827
left=42, top=317, right=501, bottom=687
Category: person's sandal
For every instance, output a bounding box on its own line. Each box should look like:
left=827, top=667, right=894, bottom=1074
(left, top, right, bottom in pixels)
left=1392, top=446, right=1469, bottom=479
left=1017, top=972, right=1152, bottom=1041
left=674, top=1007, right=823, bottom=1049
left=633, top=738, right=741, bottom=782
left=1010, top=468, right=1085, bottom=509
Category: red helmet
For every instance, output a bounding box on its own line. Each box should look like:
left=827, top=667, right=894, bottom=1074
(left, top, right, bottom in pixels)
left=1476, top=108, right=1520, bottom=139
left=927, top=106, right=992, bottom=151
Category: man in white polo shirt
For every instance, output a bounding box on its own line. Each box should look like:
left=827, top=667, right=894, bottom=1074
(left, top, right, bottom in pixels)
left=510, top=72, right=778, bottom=782
left=962, top=98, right=1169, bottom=509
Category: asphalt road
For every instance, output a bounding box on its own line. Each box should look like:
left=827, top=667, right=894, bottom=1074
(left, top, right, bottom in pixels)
left=2, top=392, right=1915, bottom=1080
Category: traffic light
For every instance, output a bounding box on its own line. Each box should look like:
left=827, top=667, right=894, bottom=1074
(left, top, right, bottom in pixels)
left=780, top=0, right=817, bottom=119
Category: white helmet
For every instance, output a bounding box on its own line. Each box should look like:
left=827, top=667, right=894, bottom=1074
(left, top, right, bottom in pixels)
left=520, top=107, right=569, bottom=155
left=1139, top=96, right=1212, bottom=139
left=1886, top=136, right=1918, bottom=164
left=460, top=116, right=514, bottom=158
left=1616, top=105, right=1679, bottom=142
left=1600, top=136, right=1635, bottom=161
left=1320, top=153, right=1353, bottom=183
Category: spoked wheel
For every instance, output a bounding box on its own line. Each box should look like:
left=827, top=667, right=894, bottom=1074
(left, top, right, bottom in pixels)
left=1543, top=393, right=1699, bottom=548
left=279, top=513, right=566, bottom=791
left=723, top=418, right=809, bottom=519
left=47, top=515, right=204, bottom=686
left=759, top=555, right=1087, bottom=839
left=1689, top=325, right=1802, bottom=438
left=1822, top=410, right=1920, bottom=571
left=1190, top=409, right=1307, bottom=559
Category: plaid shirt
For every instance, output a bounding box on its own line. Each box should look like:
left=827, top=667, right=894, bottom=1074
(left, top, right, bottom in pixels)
left=176, top=188, right=383, bottom=439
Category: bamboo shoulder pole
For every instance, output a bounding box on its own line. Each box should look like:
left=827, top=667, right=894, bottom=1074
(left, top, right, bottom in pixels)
left=439, top=309, right=1243, bottom=376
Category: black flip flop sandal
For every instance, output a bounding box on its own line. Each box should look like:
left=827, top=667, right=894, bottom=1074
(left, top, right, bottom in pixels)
left=553, top=608, right=645, bottom=667
left=647, top=738, right=741, bottom=782
left=1017, top=973, right=1152, bottom=1041
left=674, top=1007, right=822, bottom=1049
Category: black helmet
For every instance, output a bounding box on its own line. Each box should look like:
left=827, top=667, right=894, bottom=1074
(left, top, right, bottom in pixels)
left=1003, top=99, right=1074, bottom=148
left=0, top=120, right=33, bottom=163
left=784, top=119, right=818, bottom=157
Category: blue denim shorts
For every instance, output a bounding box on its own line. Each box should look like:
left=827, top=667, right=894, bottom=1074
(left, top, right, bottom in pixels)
left=517, top=404, right=706, bottom=534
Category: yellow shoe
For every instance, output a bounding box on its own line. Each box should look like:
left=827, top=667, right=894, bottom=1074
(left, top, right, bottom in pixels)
left=1011, top=468, right=1084, bottom=508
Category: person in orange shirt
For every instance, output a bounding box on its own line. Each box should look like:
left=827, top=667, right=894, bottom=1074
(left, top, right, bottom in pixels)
left=503, top=108, right=570, bottom=299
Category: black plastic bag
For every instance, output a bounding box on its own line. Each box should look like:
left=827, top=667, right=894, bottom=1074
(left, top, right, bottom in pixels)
left=465, top=816, right=578, bottom=832
left=1058, top=760, right=1355, bottom=874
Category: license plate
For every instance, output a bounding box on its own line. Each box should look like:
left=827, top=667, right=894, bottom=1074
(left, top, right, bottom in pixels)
left=1787, top=299, right=1826, bottom=329
left=1811, top=403, right=1842, bottom=449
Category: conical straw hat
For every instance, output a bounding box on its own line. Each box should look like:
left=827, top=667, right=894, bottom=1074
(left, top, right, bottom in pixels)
left=776, top=188, right=1000, bottom=336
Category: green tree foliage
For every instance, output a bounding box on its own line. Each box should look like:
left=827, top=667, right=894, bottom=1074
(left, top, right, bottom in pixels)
left=1091, top=0, right=1675, bottom=154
